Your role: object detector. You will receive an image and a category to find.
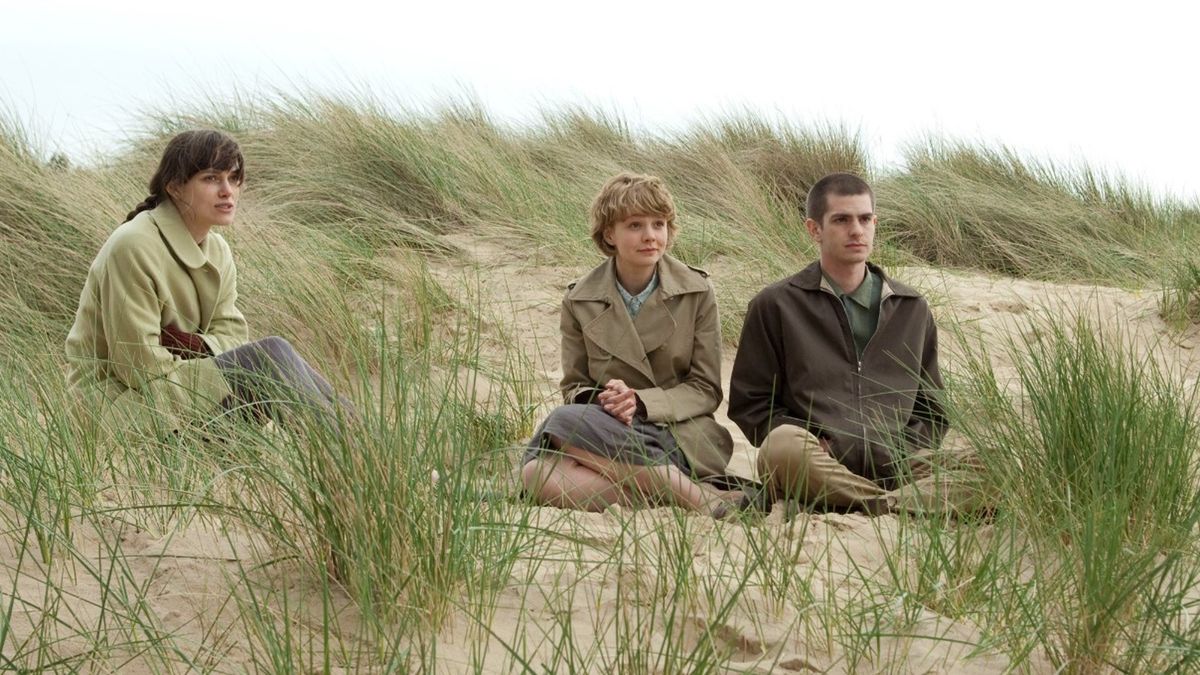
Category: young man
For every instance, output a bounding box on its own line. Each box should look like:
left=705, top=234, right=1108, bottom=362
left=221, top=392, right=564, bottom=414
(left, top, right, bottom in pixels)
left=729, top=173, right=977, bottom=515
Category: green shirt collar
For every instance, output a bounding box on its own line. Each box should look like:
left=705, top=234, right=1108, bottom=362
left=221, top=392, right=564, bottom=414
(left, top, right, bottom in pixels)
left=823, top=268, right=878, bottom=307
left=823, top=267, right=882, bottom=358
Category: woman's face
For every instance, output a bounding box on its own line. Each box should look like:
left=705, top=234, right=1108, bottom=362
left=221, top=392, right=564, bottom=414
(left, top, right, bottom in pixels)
left=170, top=167, right=241, bottom=229
left=606, top=212, right=669, bottom=269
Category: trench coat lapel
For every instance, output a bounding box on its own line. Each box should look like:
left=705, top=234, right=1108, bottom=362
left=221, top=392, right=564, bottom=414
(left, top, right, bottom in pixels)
left=635, top=253, right=709, bottom=355
left=572, top=258, right=655, bottom=381
left=632, top=291, right=674, bottom=356
left=572, top=254, right=710, bottom=382
left=582, top=287, right=656, bottom=382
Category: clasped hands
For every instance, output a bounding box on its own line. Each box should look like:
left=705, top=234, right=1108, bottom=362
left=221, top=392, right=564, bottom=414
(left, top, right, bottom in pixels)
left=159, top=323, right=211, bottom=360
left=597, top=379, right=639, bottom=426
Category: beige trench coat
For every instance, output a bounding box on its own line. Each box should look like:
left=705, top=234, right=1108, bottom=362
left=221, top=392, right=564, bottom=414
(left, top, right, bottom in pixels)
left=65, top=200, right=249, bottom=435
left=560, top=254, right=733, bottom=477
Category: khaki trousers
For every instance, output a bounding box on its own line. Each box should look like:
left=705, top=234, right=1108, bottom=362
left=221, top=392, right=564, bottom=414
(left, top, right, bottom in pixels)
left=757, top=424, right=989, bottom=516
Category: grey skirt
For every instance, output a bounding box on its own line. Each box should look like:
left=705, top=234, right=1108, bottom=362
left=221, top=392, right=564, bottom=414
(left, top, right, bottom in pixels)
left=522, top=403, right=692, bottom=475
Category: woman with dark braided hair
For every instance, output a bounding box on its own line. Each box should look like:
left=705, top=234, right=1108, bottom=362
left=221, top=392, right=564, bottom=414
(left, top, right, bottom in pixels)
left=66, top=129, right=350, bottom=436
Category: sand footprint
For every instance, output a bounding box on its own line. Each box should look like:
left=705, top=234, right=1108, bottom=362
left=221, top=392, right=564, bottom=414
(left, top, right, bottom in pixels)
left=688, top=615, right=784, bottom=658
left=989, top=300, right=1028, bottom=314
left=724, top=653, right=822, bottom=673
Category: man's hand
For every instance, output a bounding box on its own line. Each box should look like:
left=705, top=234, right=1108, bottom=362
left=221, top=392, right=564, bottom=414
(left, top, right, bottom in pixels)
left=160, top=323, right=212, bottom=360
left=598, top=379, right=639, bottom=426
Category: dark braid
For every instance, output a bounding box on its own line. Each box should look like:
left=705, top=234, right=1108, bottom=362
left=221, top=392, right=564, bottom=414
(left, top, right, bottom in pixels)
left=124, top=193, right=162, bottom=223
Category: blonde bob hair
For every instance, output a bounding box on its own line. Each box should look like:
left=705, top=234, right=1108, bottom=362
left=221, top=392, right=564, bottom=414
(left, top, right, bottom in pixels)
left=589, top=172, right=678, bottom=256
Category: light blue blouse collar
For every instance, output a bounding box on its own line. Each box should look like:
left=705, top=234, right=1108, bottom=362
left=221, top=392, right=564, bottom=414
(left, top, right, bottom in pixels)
left=616, top=270, right=660, bottom=318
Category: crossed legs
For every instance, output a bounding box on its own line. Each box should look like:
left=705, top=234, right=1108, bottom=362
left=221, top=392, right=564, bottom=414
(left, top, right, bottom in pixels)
left=520, top=438, right=740, bottom=516
left=757, top=424, right=887, bottom=511
left=757, top=424, right=988, bottom=516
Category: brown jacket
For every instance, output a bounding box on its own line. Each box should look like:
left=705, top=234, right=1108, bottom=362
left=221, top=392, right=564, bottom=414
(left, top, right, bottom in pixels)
left=728, top=261, right=947, bottom=487
left=561, top=254, right=733, bottom=477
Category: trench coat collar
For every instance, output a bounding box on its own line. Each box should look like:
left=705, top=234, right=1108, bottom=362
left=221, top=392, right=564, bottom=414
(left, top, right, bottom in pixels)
left=793, top=260, right=920, bottom=301
left=568, top=254, right=709, bottom=381
left=568, top=253, right=709, bottom=301
left=149, top=200, right=209, bottom=269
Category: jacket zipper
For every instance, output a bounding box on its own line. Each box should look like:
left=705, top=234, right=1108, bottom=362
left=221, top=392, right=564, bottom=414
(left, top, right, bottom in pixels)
left=820, top=285, right=870, bottom=448
left=857, top=359, right=866, bottom=450
left=859, top=289, right=898, bottom=465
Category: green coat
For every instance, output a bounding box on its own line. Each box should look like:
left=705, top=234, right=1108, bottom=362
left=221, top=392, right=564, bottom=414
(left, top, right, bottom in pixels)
left=65, top=201, right=249, bottom=435
left=560, top=254, right=733, bottom=477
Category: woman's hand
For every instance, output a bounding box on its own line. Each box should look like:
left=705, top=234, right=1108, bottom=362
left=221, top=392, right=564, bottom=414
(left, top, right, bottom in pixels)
left=160, top=323, right=211, bottom=360
left=598, top=379, right=639, bottom=426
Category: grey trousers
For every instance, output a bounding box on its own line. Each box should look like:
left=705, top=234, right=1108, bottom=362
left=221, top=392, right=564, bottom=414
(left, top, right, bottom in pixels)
left=214, top=336, right=353, bottom=424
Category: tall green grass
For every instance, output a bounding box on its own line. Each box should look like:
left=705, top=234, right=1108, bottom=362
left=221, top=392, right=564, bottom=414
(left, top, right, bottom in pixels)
left=0, top=262, right=541, bottom=670
left=1160, top=259, right=1200, bottom=330
left=227, top=304, right=536, bottom=631
left=938, top=315, right=1200, bottom=672
left=880, top=140, right=1200, bottom=283
left=142, top=93, right=870, bottom=274
left=0, top=122, right=137, bottom=355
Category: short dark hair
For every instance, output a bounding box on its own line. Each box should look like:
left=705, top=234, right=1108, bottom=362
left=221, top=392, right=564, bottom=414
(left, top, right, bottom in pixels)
left=805, top=172, right=874, bottom=224
left=125, top=129, right=244, bottom=222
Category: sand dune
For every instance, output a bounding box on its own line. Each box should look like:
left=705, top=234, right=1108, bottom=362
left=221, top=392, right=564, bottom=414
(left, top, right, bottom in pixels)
left=4, top=239, right=1195, bottom=672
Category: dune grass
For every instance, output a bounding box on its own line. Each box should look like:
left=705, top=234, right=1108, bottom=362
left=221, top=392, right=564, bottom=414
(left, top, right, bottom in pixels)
left=879, top=139, right=1200, bottom=284
left=941, top=315, right=1200, bottom=673
left=132, top=93, right=876, bottom=341
left=1160, top=259, right=1200, bottom=330
left=3, top=94, right=1200, bottom=671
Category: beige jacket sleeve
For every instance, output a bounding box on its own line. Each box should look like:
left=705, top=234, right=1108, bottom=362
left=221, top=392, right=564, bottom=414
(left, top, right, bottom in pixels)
left=558, top=294, right=603, bottom=405
left=634, top=286, right=724, bottom=424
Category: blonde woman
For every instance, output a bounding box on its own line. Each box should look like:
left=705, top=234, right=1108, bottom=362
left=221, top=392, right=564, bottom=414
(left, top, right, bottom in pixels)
left=519, top=173, right=739, bottom=517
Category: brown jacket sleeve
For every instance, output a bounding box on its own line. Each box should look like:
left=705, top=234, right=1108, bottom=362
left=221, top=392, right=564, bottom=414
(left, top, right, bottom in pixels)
left=728, top=291, right=807, bottom=446
left=903, top=307, right=949, bottom=450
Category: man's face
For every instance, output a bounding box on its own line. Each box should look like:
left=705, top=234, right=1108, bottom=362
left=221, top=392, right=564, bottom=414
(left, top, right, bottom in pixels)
left=806, top=192, right=876, bottom=269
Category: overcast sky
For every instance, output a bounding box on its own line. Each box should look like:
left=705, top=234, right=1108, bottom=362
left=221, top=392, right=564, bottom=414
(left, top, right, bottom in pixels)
left=3, top=0, right=1197, bottom=200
